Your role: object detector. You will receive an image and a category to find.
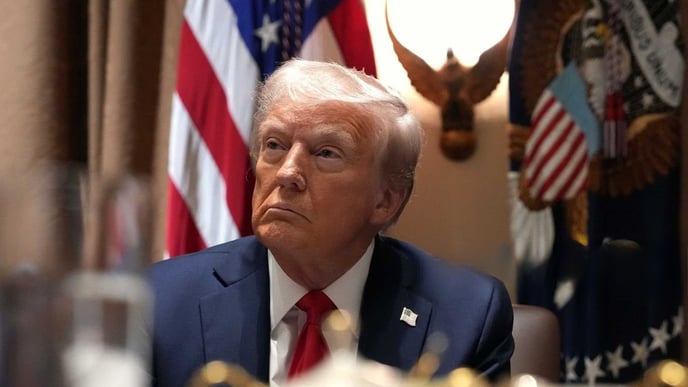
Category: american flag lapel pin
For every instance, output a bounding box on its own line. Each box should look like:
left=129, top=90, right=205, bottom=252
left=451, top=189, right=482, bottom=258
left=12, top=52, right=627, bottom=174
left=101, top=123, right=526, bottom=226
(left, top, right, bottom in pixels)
left=400, top=307, right=418, bottom=327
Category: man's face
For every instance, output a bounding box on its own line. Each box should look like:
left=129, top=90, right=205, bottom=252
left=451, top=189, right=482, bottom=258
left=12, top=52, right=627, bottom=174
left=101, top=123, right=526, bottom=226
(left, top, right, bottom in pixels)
left=251, top=100, right=397, bottom=269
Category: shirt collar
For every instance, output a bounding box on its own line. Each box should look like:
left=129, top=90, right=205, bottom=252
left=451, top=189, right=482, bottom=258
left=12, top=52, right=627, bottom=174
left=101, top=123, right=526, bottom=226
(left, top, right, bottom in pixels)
left=268, top=240, right=375, bottom=336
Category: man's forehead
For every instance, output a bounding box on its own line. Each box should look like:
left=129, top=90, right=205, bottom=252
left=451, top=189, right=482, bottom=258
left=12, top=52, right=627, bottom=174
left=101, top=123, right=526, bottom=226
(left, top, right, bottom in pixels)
left=262, top=103, right=377, bottom=141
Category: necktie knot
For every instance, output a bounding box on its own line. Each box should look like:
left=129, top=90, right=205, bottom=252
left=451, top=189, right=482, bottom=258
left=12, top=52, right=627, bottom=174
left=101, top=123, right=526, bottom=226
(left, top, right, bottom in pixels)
left=297, top=290, right=336, bottom=324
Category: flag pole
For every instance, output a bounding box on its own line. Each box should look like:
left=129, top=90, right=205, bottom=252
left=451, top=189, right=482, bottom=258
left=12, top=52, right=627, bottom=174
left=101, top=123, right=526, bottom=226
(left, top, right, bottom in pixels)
left=680, top=0, right=688, bottom=365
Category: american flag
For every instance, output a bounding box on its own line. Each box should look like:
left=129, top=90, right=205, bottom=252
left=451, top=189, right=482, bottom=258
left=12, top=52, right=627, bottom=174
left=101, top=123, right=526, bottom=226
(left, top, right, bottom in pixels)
left=523, top=62, right=599, bottom=203
left=166, top=0, right=376, bottom=258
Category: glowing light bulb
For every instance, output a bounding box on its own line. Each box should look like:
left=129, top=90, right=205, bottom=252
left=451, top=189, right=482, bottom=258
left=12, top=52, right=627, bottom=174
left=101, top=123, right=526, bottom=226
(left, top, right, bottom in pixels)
left=386, top=0, right=514, bottom=68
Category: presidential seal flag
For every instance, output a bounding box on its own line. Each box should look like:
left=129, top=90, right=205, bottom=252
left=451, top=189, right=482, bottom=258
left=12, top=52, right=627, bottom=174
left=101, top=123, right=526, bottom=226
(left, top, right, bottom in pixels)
left=166, top=0, right=376, bottom=258
left=508, top=0, right=684, bottom=383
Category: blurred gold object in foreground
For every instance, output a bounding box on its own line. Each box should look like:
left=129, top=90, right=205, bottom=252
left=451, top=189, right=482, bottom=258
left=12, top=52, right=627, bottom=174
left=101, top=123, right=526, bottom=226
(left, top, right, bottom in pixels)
left=410, top=352, right=440, bottom=380
left=188, top=360, right=267, bottom=387
left=443, top=368, right=489, bottom=387
left=498, top=374, right=553, bottom=387
left=636, top=360, right=688, bottom=387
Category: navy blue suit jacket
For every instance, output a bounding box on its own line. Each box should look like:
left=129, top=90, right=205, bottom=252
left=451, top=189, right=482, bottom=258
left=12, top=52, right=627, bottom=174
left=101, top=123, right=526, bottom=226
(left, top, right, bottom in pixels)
left=150, top=236, right=514, bottom=386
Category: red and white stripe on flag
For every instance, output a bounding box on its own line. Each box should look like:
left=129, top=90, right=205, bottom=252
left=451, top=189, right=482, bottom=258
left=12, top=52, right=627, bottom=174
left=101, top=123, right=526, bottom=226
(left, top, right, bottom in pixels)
left=166, top=0, right=376, bottom=258
left=523, top=89, right=589, bottom=203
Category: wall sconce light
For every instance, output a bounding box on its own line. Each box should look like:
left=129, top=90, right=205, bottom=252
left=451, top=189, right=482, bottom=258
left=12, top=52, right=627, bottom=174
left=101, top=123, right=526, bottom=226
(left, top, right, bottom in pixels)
left=385, top=0, right=514, bottom=161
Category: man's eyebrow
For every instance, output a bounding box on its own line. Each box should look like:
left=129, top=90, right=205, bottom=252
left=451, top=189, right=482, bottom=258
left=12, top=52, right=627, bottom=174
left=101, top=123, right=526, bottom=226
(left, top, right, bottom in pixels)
left=312, top=125, right=358, bottom=146
left=258, top=120, right=287, bottom=136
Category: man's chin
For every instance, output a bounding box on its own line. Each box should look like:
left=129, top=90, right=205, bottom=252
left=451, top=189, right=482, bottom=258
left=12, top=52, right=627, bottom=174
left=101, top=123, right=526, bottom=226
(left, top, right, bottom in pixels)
left=254, top=223, right=306, bottom=250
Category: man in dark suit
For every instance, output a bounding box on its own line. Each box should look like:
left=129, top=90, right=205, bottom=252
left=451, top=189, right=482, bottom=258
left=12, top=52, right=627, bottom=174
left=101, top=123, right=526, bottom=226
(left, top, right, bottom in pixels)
left=150, top=58, right=514, bottom=387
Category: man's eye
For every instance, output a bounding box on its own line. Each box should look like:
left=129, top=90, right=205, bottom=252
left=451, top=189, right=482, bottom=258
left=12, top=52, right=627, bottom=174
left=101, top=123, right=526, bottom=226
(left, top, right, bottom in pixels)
left=317, top=148, right=337, bottom=158
left=265, top=139, right=281, bottom=150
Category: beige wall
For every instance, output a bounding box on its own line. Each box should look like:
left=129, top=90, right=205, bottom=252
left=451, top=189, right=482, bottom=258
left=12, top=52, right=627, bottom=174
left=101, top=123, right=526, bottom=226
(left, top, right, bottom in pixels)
left=363, top=1, right=516, bottom=295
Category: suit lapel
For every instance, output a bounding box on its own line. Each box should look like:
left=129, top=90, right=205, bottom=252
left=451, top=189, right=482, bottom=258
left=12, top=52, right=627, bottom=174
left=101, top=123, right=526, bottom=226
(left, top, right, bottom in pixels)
left=198, top=240, right=271, bottom=383
left=358, top=237, right=432, bottom=371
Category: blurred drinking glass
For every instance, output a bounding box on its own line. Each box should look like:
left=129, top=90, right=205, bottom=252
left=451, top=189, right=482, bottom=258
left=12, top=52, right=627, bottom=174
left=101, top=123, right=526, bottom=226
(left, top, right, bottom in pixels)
left=58, top=173, right=153, bottom=387
left=0, top=163, right=154, bottom=387
left=0, top=162, right=86, bottom=386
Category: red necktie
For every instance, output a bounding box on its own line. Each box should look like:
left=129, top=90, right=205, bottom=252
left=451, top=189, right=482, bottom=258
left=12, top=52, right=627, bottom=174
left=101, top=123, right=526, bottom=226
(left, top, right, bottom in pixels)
left=287, top=290, right=337, bottom=379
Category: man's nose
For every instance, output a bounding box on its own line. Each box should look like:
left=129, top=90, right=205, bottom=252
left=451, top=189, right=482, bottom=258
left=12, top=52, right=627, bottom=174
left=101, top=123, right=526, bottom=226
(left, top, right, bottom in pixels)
left=275, top=145, right=307, bottom=190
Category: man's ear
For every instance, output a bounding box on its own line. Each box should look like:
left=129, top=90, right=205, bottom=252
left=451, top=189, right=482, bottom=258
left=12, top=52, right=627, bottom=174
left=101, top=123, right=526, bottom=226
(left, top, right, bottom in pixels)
left=370, top=185, right=407, bottom=228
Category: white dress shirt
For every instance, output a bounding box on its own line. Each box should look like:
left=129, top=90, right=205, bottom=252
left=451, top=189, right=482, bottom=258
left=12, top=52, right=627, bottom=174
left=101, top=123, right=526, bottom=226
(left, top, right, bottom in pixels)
left=268, top=240, right=374, bottom=386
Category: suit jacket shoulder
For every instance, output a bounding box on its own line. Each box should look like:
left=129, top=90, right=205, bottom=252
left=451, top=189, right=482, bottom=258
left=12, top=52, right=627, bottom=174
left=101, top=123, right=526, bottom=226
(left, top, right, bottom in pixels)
left=150, top=237, right=267, bottom=291
left=359, top=236, right=514, bottom=381
left=149, top=237, right=270, bottom=387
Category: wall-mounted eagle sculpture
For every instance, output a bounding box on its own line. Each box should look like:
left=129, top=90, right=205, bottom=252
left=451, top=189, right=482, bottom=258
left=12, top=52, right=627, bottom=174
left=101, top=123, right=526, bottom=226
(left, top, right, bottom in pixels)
left=385, top=4, right=512, bottom=161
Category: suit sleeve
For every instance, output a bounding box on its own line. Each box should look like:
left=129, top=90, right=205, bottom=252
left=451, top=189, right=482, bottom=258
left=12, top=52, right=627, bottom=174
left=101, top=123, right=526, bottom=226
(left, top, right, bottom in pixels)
left=472, top=278, right=515, bottom=382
